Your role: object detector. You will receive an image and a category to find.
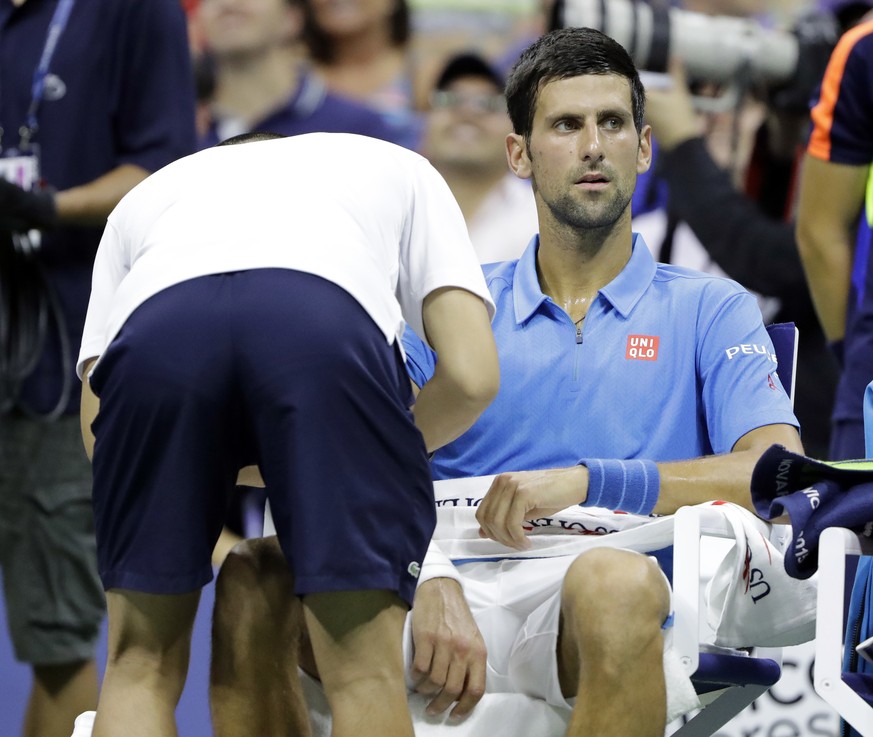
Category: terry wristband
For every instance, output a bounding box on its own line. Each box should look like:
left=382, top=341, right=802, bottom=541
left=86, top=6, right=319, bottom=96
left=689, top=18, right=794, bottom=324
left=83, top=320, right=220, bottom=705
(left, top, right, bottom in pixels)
left=577, top=458, right=660, bottom=515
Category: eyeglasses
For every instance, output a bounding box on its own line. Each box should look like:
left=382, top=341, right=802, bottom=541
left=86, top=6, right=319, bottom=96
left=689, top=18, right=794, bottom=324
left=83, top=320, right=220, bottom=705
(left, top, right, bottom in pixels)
left=429, top=90, right=507, bottom=114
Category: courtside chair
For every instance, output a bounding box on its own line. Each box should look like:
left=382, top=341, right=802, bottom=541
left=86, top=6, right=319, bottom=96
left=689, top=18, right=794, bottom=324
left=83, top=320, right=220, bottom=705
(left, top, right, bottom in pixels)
left=812, top=379, right=873, bottom=736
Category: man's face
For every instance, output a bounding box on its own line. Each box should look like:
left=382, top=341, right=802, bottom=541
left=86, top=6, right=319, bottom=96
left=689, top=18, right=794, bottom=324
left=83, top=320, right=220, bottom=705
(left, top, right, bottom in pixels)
left=199, top=0, right=299, bottom=57
left=513, top=74, right=651, bottom=231
left=422, top=77, right=510, bottom=174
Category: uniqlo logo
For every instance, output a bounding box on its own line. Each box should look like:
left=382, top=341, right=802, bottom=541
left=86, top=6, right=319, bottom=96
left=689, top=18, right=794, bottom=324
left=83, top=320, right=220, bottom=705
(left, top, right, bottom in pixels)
left=626, top=335, right=659, bottom=361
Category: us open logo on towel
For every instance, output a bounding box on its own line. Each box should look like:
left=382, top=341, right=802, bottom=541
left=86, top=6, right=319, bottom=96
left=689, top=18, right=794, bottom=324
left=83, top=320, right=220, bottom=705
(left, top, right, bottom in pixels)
left=626, top=335, right=659, bottom=361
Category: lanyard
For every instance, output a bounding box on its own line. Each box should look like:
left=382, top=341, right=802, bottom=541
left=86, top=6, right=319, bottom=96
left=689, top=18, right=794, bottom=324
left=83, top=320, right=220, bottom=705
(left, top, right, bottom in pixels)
left=17, top=0, right=76, bottom=150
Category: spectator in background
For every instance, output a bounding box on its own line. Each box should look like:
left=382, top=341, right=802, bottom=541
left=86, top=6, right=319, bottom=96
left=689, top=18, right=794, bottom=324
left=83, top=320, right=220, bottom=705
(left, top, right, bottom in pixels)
left=641, top=58, right=839, bottom=459
left=419, top=52, right=537, bottom=264
left=796, top=15, right=873, bottom=460
left=300, top=0, right=427, bottom=149
left=0, top=1, right=196, bottom=736
left=196, top=0, right=404, bottom=148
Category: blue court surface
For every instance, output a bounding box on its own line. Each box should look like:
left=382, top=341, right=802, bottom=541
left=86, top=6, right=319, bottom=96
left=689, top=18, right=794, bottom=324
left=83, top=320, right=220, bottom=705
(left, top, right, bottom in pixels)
left=0, top=575, right=215, bottom=736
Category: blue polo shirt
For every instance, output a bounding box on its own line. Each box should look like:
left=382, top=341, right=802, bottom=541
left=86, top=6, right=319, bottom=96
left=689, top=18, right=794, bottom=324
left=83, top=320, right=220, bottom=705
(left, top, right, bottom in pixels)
left=404, top=234, right=799, bottom=480
left=198, top=70, right=408, bottom=149
left=0, top=0, right=196, bottom=413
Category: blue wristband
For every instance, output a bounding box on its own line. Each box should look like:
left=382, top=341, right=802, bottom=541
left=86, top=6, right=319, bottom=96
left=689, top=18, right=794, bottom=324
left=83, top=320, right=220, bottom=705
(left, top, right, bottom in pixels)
left=577, top=458, right=660, bottom=515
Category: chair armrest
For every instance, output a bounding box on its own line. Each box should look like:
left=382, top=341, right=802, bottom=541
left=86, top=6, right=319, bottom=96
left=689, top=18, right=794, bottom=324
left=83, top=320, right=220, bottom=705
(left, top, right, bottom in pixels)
left=673, top=505, right=736, bottom=676
left=672, top=505, right=787, bottom=677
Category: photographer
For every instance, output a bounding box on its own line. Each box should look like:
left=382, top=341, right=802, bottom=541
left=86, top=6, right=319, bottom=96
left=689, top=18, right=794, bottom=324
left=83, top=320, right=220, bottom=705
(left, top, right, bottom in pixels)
left=0, top=1, right=195, bottom=735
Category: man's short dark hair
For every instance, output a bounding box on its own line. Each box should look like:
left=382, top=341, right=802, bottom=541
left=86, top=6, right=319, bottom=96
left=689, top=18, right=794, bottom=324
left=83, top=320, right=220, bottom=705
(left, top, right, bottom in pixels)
left=505, top=27, right=646, bottom=145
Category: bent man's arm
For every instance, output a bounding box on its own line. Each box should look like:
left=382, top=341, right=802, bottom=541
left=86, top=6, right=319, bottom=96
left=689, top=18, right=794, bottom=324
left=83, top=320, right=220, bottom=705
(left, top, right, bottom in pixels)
left=413, top=287, right=499, bottom=453
left=795, top=154, right=868, bottom=342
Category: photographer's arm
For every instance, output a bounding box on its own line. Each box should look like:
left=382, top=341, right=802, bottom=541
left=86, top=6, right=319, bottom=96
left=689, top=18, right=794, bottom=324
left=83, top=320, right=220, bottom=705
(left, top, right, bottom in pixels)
left=0, top=164, right=150, bottom=232
left=646, top=62, right=807, bottom=298
left=54, top=164, right=150, bottom=226
left=657, top=139, right=806, bottom=296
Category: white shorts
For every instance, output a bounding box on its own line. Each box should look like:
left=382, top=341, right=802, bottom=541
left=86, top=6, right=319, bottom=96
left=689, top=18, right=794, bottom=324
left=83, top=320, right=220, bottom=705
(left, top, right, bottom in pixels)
left=403, top=553, right=673, bottom=710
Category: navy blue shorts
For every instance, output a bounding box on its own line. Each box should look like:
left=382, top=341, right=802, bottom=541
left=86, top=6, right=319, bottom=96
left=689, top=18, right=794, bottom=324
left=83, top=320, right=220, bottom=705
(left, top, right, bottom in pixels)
left=89, top=270, right=433, bottom=606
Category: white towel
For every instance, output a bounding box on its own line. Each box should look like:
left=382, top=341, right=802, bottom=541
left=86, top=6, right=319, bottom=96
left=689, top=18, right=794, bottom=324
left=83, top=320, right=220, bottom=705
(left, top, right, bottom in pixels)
left=704, top=502, right=817, bottom=648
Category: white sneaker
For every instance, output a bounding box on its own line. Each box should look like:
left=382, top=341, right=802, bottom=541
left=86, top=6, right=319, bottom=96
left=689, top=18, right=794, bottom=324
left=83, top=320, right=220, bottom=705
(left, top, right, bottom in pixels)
left=70, top=711, right=96, bottom=737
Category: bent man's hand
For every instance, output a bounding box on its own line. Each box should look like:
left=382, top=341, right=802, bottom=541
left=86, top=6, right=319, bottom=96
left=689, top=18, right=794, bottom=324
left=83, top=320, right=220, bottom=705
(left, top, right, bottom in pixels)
left=476, top=467, right=588, bottom=550
left=411, top=577, right=486, bottom=719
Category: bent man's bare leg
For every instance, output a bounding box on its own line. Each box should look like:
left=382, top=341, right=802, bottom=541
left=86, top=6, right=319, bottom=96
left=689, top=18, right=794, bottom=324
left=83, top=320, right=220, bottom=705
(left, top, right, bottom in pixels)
left=304, top=590, right=413, bottom=737
left=92, top=589, right=200, bottom=737
left=558, top=547, right=671, bottom=737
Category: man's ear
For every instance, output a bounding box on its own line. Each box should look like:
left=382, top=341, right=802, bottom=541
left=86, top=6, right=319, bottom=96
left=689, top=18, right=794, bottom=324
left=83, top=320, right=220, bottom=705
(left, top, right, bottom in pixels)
left=506, top=133, right=532, bottom=180
left=637, top=124, right=653, bottom=175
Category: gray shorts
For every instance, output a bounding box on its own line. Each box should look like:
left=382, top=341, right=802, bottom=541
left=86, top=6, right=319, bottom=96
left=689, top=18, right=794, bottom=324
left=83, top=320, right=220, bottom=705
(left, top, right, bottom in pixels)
left=0, top=413, right=105, bottom=665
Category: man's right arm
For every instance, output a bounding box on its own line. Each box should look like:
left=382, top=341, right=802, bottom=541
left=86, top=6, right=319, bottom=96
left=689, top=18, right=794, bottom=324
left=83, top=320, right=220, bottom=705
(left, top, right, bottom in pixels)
left=412, top=287, right=499, bottom=453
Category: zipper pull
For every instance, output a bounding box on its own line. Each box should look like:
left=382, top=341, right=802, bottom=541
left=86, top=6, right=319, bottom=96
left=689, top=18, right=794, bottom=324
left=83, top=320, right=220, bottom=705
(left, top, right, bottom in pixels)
left=576, top=325, right=583, bottom=344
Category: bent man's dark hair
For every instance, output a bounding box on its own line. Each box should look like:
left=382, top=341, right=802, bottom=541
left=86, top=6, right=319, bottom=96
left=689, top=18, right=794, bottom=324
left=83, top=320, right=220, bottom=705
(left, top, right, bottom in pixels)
left=217, top=131, right=286, bottom=147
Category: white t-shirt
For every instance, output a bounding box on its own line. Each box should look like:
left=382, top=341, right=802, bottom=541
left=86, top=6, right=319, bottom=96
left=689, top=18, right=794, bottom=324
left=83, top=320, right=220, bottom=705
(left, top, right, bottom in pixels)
left=77, top=133, right=494, bottom=377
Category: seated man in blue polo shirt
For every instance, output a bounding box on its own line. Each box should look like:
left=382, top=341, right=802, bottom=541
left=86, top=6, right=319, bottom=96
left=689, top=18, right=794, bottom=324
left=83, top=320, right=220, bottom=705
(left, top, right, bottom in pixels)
left=208, top=27, right=803, bottom=737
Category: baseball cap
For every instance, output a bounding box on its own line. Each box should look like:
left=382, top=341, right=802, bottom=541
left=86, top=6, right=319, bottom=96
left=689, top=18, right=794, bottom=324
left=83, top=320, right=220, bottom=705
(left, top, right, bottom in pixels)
left=435, top=52, right=505, bottom=92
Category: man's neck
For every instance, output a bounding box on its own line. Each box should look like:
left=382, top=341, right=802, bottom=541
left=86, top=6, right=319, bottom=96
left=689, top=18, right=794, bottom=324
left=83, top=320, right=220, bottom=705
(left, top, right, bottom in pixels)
left=212, top=46, right=301, bottom=126
left=535, top=216, right=634, bottom=322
